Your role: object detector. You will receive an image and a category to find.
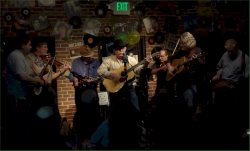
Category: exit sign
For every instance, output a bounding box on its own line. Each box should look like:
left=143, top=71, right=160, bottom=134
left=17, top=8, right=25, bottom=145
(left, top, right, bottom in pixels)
left=113, top=1, right=130, bottom=15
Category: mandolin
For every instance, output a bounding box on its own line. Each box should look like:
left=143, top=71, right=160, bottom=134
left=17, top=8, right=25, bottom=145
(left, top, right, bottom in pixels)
left=71, top=71, right=103, bottom=87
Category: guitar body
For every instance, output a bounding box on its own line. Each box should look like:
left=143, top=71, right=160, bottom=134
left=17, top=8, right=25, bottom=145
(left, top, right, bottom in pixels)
left=103, top=66, right=135, bottom=93
left=102, top=52, right=160, bottom=93
left=166, top=52, right=205, bottom=81
left=166, top=56, right=186, bottom=81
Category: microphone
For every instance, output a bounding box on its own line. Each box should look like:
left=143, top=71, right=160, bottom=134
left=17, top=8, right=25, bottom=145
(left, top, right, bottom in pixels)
left=123, top=52, right=128, bottom=63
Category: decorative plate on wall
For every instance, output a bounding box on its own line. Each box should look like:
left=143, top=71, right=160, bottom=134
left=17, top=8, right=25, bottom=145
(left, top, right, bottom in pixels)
left=4, top=12, right=14, bottom=23
left=21, top=8, right=31, bottom=18
left=83, top=34, right=98, bottom=48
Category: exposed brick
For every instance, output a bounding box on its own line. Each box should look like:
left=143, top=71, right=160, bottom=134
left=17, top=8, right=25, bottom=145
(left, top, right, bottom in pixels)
left=1, top=0, right=247, bottom=125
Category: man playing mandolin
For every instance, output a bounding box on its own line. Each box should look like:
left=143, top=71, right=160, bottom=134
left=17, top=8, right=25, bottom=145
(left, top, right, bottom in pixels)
left=68, top=45, right=101, bottom=149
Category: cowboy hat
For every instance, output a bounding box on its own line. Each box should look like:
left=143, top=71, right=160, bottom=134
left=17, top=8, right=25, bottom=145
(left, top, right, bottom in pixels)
left=114, top=39, right=128, bottom=50
left=77, top=45, right=94, bottom=57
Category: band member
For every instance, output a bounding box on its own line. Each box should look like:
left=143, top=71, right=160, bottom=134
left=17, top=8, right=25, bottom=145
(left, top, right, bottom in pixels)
left=166, top=32, right=206, bottom=112
left=212, top=38, right=249, bottom=87
left=68, top=45, right=101, bottom=149
left=5, top=36, right=45, bottom=149
left=26, top=38, right=70, bottom=148
left=156, top=32, right=207, bottom=147
left=27, top=39, right=70, bottom=84
left=150, top=47, right=169, bottom=103
left=97, top=39, right=148, bottom=149
left=211, top=38, right=249, bottom=145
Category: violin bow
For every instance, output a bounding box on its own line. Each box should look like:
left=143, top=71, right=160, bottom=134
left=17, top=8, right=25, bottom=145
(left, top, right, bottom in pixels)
left=171, top=38, right=180, bottom=56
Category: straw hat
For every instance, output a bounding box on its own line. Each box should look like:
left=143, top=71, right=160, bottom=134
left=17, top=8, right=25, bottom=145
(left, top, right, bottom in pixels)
left=180, top=32, right=196, bottom=50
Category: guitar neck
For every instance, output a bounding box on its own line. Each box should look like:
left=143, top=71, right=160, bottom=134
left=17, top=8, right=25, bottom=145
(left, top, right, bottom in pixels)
left=175, top=53, right=204, bottom=69
left=126, top=60, right=146, bottom=73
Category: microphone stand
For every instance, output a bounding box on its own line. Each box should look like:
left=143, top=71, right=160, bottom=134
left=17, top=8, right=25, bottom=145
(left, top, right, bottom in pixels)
left=120, top=53, right=128, bottom=82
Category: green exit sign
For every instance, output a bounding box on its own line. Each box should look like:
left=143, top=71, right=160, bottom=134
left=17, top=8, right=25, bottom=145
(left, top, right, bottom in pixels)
left=113, top=1, right=130, bottom=15
left=116, top=2, right=128, bottom=11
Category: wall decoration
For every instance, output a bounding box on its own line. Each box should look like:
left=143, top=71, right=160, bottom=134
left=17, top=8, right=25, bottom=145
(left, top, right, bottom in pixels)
left=148, top=36, right=155, bottom=45
left=165, top=34, right=179, bottom=53
left=31, top=15, right=49, bottom=31
left=68, top=41, right=84, bottom=59
left=83, top=18, right=101, bottom=36
left=21, top=8, right=31, bottom=18
left=4, top=12, right=15, bottom=23
left=103, top=26, right=112, bottom=35
left=83, top=34, right=98, bottom=48
left=52, top=21, right=72, bottom=40
left=95, top=3, right=108, bottom=18
left=154, top=31, right=165, bottom=44
left=2, top=0, right=16, bottom=7
left=143, top=17, right=159, bottom=34
left=14, top=0, right=35, bottom=7
left=38, top=0, right=55, bottom=7
left=68, top=16, right=82, bottom=29
left=63, top=0, right=81, bottom=18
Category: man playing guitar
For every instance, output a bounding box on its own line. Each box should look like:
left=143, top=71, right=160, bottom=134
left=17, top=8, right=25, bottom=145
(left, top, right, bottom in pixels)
left=97, top=39, right=151, bottom=148
left=165, top=32, right=206, bottom=119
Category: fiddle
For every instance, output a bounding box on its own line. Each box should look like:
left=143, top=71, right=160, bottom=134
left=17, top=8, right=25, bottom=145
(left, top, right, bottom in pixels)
left=40, top=54, right=65, bottom=68
left=160, top=61, right=168, bottom=67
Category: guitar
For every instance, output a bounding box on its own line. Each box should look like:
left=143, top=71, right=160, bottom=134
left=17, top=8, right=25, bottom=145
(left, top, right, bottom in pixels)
left=71, top=71, right=103, bottom=88
left=103, top=52, right=159, bottom=93
left=166, top=52, right=205, bottom=81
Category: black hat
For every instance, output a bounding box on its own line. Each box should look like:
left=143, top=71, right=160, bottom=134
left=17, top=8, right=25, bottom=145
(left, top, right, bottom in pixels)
left=114, top=39, right=128, bottom=50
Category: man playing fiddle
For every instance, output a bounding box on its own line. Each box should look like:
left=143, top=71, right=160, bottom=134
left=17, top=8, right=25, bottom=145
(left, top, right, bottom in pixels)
left=26, top=38, right=70, bottom=148
left=27, top=39, right=70, bottom=83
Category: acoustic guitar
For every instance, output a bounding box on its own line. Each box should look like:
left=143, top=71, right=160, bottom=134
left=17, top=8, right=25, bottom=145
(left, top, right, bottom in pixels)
left=166, top=52, right=205, bottom=81
left=103, top=52, right=159, bottom=93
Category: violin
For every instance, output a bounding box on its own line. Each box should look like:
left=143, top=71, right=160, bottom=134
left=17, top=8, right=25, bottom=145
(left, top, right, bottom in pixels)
left=40, top=54, right=65, bottom=68
left=160, top=61, right=168, bottom=67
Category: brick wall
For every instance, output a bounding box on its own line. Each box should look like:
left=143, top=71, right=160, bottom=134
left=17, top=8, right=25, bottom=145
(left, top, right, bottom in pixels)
left=1, top=0, right=248, bottom=124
